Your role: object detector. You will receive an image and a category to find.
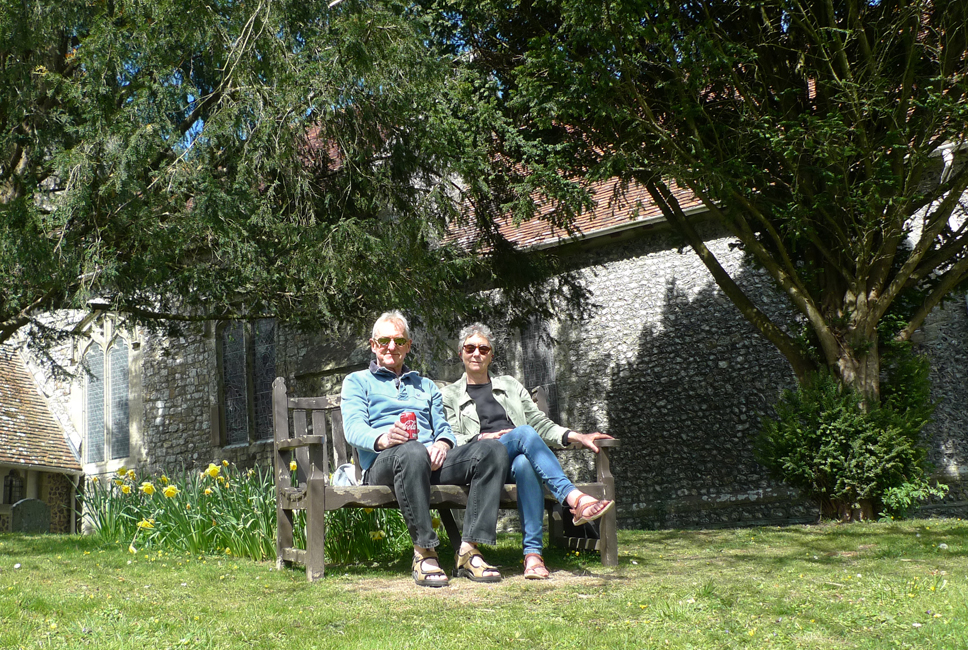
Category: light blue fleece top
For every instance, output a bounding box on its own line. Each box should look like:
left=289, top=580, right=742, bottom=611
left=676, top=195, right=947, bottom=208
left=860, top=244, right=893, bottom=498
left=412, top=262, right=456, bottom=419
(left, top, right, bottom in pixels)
left=340, top=361, right=456, bottom=471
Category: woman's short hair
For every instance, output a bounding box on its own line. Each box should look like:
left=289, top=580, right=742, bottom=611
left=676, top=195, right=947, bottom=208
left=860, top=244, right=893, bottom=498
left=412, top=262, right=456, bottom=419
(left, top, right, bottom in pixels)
left=372, top=310, right=410, bottom=339
left=458, top=322, right=494, bottom=350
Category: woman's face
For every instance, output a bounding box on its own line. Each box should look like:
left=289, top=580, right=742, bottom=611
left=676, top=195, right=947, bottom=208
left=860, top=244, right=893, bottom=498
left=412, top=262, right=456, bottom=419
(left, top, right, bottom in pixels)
left=459, top=333, right=493, bottom=375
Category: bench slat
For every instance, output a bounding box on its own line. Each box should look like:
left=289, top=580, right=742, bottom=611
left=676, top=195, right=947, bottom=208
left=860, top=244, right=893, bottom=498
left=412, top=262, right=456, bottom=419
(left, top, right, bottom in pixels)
left=275, top=435, right=325, bottom=451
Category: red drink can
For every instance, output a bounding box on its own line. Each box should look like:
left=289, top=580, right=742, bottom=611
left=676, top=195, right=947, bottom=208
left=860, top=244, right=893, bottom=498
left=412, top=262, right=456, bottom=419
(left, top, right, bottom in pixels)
left=401, top=411, right=418, bottom=440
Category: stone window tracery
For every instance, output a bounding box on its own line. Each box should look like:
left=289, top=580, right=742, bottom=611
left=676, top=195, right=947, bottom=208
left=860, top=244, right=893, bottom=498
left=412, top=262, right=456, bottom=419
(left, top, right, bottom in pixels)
left=83, top=330, right=133, bottom=465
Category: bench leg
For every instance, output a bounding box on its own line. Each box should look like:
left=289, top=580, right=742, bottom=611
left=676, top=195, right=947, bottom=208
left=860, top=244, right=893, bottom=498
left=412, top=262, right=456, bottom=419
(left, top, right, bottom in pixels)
left=438, top=509, right=463, bottom=559
left=306, top=477, right=326, bottom=581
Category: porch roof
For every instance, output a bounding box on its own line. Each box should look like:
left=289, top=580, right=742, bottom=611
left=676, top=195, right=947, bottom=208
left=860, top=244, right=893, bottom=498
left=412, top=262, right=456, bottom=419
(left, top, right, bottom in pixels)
left=0, top=346, right=81, bottom=473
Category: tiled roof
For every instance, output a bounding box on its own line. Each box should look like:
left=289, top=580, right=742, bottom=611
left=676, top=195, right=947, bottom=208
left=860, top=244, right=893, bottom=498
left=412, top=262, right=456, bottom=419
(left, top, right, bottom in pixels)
left=451, top=177, right=704, bottom=249
left=0, top=346, right=81, bottom=472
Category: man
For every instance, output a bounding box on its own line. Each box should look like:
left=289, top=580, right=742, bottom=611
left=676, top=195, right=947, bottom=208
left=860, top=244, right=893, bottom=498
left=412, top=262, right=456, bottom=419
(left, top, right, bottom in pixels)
left=340, top=310, right=509, bottom=587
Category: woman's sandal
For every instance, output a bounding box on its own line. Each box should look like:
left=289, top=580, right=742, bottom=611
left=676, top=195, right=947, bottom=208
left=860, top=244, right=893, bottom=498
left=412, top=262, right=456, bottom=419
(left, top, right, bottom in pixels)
left=412, top=549, right=449, bottom=588
left=570, top=495, right=615, bottom=526
left=524, top=553, right=551, bottom=580
left=454, top=547, right=502, bottom=583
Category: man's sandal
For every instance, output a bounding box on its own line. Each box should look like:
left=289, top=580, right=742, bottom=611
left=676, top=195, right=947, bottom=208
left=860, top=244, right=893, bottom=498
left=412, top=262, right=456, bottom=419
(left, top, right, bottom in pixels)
left=524, top=553, right=551, bottom=580
left=412, top=549, right=449, bottom=588
left=570, top=495, right=615, bottom=526
left=454, top=547, right=502, bottom=583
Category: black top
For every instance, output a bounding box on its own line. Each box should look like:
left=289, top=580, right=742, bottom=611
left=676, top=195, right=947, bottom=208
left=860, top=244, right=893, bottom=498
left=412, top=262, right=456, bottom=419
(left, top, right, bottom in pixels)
left=466, top=382, right=515, bottom=434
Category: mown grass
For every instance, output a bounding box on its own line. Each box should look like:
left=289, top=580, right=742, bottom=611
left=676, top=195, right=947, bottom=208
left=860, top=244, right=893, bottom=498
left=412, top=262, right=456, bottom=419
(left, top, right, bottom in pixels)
left=1, top=518, right=966, bottom=649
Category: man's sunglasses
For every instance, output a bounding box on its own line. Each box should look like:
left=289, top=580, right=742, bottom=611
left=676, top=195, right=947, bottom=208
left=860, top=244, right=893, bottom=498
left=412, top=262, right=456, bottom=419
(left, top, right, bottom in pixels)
left=374, top=336, right=409, bottom=347
left=462, top=344, right=491, bottom=355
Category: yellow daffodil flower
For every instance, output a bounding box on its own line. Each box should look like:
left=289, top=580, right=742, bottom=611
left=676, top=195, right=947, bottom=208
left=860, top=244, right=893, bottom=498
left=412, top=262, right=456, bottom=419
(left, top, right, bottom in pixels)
left=289, top=460, right=298, bottom=471
left=140, top=482, right=155, bottom=495
left=369, top=530, right=386, bottom=541
left=160, top=475, right=169, bottom=485
left=163, top=485, right=179, bottom=498
left=137, top=519, right=154, bottom=529
left=91, top=476, right=99, bottom=483
left=117, top=468, right=127, bottom=477
left=204, top=488, right=213, bottom=496
left=206, top=464, right=220, bottom=478
left=217, top=475, right=225, bottom=484
left=128, top=544, right=137, bottom=554
left=121, top=485, right=131, bottom=494
left=222, top=460, right=229, bottom=467
left=127, top=469, right=135, bottom=479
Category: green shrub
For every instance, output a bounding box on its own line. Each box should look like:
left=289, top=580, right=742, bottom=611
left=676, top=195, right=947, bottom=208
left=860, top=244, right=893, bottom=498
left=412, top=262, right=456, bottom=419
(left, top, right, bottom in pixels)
left=755, top=352, right=946, bottom=520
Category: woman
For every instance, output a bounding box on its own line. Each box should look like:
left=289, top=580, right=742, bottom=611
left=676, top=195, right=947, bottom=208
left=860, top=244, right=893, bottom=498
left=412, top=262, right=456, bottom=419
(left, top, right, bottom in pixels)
left=441, top=323, right=614, bottom=579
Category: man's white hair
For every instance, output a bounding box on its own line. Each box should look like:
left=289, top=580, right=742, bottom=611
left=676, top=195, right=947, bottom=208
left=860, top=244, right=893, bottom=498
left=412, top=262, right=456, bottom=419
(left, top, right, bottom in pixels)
left=372, top=310, right=410, bottom=339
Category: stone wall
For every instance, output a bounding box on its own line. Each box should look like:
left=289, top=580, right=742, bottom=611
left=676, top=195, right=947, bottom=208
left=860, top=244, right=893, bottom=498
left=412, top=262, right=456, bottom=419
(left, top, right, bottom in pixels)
left=21, top=219, right=968, bottom=530
left=43, top=472, right=75, bottom=534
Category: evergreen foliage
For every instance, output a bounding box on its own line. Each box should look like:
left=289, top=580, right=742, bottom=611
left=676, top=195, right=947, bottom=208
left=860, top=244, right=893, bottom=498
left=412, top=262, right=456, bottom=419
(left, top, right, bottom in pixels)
left=755, top=351, right=946, bottom=520
left=1, top=0, right=587, bottom=360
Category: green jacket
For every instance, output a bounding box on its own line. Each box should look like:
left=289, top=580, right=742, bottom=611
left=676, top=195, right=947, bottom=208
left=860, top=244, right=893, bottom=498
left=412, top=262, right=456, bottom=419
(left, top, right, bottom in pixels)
left=441, top=374, right=569, bottom=448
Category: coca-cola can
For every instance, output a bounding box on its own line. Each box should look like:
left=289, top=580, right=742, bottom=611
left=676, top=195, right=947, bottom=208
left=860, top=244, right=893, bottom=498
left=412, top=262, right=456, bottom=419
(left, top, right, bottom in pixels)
left=401, top=411, right=418, bottom=440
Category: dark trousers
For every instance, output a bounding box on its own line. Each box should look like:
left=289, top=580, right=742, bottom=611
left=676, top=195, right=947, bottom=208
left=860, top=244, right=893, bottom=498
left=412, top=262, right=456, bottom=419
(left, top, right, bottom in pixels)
left=365, top=439, right=509, bottom=550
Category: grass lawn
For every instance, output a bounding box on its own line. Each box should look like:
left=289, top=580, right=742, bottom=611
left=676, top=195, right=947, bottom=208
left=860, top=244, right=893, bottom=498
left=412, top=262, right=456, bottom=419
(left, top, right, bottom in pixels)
left=0, top=518, right=965, bottom=649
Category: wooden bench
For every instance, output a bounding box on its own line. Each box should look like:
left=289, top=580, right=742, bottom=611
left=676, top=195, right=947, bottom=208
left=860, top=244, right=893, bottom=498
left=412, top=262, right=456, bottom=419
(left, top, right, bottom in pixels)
left=272, top=377, right=619, bottom=581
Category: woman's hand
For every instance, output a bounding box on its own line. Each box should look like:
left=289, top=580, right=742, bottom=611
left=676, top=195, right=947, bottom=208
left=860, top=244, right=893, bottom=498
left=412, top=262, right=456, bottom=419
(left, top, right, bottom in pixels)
left=566, top=431, right=614, bottom=453
left=479, top=429, right=512, bottom=440
left=428, top=441, right=450, bottom=470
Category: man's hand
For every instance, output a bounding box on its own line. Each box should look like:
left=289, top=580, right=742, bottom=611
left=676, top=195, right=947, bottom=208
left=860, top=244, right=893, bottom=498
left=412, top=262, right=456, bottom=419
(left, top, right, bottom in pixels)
left=377, top=419, right=412, bottom=450
left=428, top=440, right=450, bottom=471
left=479, top=428, right=512, bottom=440
left=566, top=431, right=614, bottom=453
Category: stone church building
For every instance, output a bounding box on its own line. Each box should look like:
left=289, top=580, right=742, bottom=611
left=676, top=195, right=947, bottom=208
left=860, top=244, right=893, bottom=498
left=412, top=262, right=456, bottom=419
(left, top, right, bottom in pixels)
left=19, top=182, right=968, bottom=530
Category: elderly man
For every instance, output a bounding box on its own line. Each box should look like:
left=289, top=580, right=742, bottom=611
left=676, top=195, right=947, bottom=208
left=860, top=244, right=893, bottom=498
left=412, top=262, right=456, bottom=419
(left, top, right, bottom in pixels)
left=340, top=310, right=509, bottom=587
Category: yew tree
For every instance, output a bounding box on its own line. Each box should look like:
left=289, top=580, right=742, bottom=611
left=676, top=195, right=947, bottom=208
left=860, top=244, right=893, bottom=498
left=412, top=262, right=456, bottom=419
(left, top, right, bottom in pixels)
left=0, top=0, right=576, bottom=358
left=428, top=0, right=968, bottom=402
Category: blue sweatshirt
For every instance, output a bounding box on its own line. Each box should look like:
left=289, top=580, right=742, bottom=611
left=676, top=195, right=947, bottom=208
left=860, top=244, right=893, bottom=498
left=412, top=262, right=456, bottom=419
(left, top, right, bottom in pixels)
left=340, top=361, right=456, bottom=470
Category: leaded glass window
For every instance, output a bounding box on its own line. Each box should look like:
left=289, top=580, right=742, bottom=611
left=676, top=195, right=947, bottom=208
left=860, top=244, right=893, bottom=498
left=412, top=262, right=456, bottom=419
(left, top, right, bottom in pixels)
left=84, top=337, right=132, bottom=464
left=3, top=471, right=24, bottom=505
left=110, top=340, right=130, bottom=459
left=221, top=322, right=249, bottom=445
left=218, top=319, right=276, bottom=445
left=253, top=319, right=276, bottom=440
left=85, top=343, right=105, bottom=463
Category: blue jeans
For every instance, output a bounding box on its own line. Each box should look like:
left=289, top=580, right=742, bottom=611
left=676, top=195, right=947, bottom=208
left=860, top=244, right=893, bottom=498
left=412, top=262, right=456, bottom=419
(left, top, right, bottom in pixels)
left=500, top=426, right=576, bottom=556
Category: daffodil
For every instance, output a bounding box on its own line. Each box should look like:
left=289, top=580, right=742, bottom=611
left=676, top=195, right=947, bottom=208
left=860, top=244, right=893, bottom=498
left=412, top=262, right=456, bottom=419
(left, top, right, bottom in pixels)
left=113, top=479, right=124, bottom=487
left=128, top=544, right=137, bottom=554
left=117, top=468, right=127, bottom=477
left=204, top=488, right=213, bottom=496
left=206, top=463, right=220, bottom=478
left=126, top=469, right=135, bottom=479
left=91, top=476, right=99, bottom=483
left=222, top=459, right=229, bottom=467
left=363, top=508, right=374, bottom=514
left=289, top=460, right=298, bottom=471
left=163, top=485, right=179, bottom=498
left=431, top=517, right=441, bottom=529
left=137, top=519, right=154, bottom=529
left=217, top=475, right=226, bottom=484
left=369, top=530, right=386, bottom=541
left=121, top=485, right=131, bottom=494
left=140, top=482, right=155, bottom=495
left=160, top=475, right=169, bottom=485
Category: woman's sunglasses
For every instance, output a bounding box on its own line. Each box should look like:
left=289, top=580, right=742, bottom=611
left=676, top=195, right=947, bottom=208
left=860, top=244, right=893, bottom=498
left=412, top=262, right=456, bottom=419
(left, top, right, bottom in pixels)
left=462, top=344, right=491, bottom=355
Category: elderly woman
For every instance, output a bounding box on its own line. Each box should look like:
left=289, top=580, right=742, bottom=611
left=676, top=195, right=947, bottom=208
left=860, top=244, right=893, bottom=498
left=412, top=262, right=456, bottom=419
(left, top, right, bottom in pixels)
left=441, top=323, right=614, bottom=579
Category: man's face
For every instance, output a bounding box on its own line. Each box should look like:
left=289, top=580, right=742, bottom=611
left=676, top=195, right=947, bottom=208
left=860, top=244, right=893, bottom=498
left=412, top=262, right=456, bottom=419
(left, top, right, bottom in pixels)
left=370, top=320, right=411, bottom=374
